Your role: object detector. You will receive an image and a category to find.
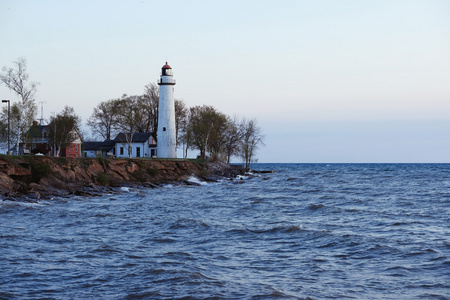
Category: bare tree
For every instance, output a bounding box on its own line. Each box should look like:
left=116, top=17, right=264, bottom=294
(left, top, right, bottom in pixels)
left=224, top=115, right=244, bottom=164
left=141, top=82, right=159, bottom=133
left=239, top=118, right=265, bottom=169
left=175, top=99, right=188, bottom=147
left=47, top=106, right=81, bottom=157
left=86, top=99, right=119, bottom=140
left=186, top=105, right=228, bottom=160
left=207, top=113, right=229, bottom=161
left=0, top=58, right=38, bottom=154
left=1, top=101, right=37, bottom=149
left=114, top=95, right=143, bottom=158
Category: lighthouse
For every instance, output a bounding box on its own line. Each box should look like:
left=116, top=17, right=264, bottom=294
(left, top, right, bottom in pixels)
left=157, top=62, right=177, bottom=158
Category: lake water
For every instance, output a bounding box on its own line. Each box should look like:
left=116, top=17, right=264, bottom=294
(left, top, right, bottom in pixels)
left=1, top=163, right=449, bottom=299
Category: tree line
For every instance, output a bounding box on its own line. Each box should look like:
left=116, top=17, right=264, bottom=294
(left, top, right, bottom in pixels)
left=1, top=58, right=264, bottom=167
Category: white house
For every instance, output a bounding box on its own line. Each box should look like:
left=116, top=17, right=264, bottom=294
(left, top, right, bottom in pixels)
left=114, top=132, right=157, bottom=158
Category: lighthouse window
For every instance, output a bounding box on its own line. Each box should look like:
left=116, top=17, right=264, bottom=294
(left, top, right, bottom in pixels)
left=163, top=127, right=166, bottom=131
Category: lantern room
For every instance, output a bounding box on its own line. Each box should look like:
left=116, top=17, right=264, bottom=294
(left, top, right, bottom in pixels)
left=162, top=62, right=173, bottom=76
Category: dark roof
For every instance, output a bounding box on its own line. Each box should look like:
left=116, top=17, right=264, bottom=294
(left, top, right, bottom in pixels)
left=100, top=140, right=115, bottom=151
left=83, top=141, right=105, bottom=151
left=162, top=61, right=171, bottom=69
left=83, top=140, right=116, bottom=151
left=27, top=125, right=48, bottom=138
left=114, top=132, right=154, bottom=143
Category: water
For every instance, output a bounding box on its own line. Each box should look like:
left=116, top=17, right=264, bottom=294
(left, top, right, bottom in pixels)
left=1, top=163, right=449, bottom=299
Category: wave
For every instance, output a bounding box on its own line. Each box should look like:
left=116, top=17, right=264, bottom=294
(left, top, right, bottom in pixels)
left=169, top=218, right=210, bottom=230
left=185, top=175, right=208, bottom=186
left=2, top=164, right=449, bottom=299
left=0, top=199, right=45, bottom=211
left=244, top=225, right=305, bottom=235
left=93, top=244, right=122, bottom=253
left=308, top=203, right=325, bottom=210
left=146, top=237, right=176, bottom=243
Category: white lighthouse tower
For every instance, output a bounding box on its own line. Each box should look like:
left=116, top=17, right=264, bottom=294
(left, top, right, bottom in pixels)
left=157, top=62, right=177, bottom=158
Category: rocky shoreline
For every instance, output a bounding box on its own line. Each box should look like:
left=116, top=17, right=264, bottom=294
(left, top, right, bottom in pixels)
left=0, top=156, right=244, bottom=199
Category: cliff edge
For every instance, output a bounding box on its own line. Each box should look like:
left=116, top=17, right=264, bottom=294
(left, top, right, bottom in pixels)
left=0, top=156, right=243, bottom=198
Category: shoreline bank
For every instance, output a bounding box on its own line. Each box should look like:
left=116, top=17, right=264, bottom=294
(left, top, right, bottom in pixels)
left=0, top=155, right=244, bottom=199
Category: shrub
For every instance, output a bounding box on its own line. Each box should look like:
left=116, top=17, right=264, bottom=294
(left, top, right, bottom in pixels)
left=200, top=169, right=210, bottom=178
left=95, top=172, right=110, bottom=186
left=54, top=157, right=68, bottom=166
left=30, top=162, right=52, bottom=182
left=79, top=157, right=90, bottom=169
left=147, top=167, right=159, bottom=177
left=96, top=157, right=109, bottom=168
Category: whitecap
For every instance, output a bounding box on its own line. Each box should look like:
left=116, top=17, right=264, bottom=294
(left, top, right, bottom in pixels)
left=1, top=200, right=42, bottom=208
left=186, top=175, right=207, bottom=186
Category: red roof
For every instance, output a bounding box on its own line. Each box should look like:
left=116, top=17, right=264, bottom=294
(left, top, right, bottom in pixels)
left=162, top=62, right=171, bottom=69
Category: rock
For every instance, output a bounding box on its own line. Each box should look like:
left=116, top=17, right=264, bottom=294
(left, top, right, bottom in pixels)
left=87, top=160, right=105, bottom=176
left=201, top=176, right=219, bottom=182
left=126, top=162, right=139, bottom=173
left=183, top=180, right=202, bottom=186
left=108, top=162, right=130, bottom=180
left=252, top=170, right=275, bottom=174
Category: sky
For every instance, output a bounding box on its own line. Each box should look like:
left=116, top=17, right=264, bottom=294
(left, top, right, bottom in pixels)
left=0, top=0, right=449, bottom=163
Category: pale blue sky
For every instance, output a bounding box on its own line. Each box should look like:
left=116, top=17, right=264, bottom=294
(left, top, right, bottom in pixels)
left=1, top=0, right=449, bottom=162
